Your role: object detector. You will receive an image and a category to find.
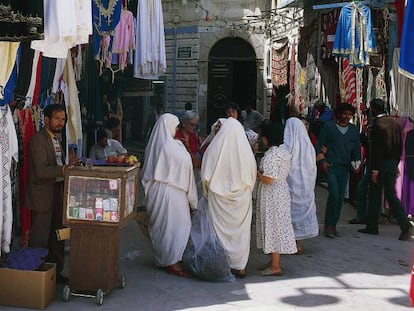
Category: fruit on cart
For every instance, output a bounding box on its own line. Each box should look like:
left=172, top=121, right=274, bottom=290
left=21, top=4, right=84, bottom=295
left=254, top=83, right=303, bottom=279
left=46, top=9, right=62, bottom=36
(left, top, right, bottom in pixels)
left=124, top=155, right=139, bottom=165
left=106, top=154, right=139, bottom=165
left=106, top=156, right=117, bottom=164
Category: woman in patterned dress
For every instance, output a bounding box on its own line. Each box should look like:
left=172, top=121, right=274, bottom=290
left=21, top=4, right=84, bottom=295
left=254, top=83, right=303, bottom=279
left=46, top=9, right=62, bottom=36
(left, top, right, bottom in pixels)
left=256, top=122, right=297, bottom=276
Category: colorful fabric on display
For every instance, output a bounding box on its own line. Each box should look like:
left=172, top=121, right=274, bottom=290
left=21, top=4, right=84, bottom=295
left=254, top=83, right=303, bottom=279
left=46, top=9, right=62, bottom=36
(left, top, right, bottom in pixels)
left=111, top=9, right=135, bottom=71
left=355, top=67, right=363, bottom=114
left=14, top=42, right=34, bottom=100
left=341, top=58, right=356, bottom=107
left=333, top=3, right=377, bottom=66
left=399, top=0, right=414, bottom=79
left=0, top=45, right=19, bottom=106
left=0, top=42, right=20, bottom=101
left=18, top=108, right=36, bottom=247
left=272, top=41, right=289, bottom=87
left=92, top=0, right=122, bottom=57
left=403, top=129, right=414, bottom=216
left=0, top=105, right=18, bottom=255
left=390, top=48, right=414, bottom=116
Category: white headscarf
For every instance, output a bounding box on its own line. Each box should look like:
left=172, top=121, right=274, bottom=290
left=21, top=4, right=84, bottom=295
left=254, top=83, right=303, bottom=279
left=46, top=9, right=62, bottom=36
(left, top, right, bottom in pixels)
left=201, top=118, right=257, bottom=197
left=283, top=117, right=317, bottom=192
left=141, top=113, right=197, bottom=207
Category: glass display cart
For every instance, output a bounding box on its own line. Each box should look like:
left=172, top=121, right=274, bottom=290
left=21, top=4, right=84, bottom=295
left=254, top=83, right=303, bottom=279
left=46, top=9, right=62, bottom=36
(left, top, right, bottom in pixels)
left=61, top=164, right=139, bottom=305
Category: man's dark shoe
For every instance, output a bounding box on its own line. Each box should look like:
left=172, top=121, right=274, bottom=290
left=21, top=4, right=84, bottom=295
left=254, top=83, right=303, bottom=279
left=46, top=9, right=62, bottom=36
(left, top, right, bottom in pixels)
left=399, top=227, right=414, bottom=241
left=57, top=273, right=69, bottom=284
left=358, top=228, right=379, bottom=235
left=348, top=217, right=366, bottom=225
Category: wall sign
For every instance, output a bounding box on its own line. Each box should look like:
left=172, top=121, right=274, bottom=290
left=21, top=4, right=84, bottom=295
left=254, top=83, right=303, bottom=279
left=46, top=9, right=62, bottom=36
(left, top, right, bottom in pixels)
left=177, top=46, right=192, bottom=59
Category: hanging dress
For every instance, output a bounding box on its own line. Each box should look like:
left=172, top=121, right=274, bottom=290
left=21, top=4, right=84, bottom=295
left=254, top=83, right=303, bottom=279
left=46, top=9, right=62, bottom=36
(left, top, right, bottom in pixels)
left=0, top=105, right=19, bottom=255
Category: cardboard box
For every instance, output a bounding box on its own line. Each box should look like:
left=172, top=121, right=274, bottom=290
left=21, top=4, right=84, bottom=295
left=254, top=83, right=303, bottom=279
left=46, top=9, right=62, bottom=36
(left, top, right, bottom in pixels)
left=0, top=263, right=56, bottom=309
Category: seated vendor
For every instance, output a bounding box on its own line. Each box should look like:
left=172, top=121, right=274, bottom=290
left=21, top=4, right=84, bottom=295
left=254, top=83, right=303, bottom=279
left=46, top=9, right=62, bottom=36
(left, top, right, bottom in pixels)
left=89, top=128, right=127, bottom=160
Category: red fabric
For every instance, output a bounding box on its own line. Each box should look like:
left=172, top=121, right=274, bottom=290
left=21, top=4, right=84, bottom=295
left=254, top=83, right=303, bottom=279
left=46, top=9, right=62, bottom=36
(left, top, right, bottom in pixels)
left=342, top=58, right=356, bottom=108
left=394, top=0, right=405, bottom=47
left=18, top=109, right=37, bottom=247
left=175, top=129, right=200, bottom=155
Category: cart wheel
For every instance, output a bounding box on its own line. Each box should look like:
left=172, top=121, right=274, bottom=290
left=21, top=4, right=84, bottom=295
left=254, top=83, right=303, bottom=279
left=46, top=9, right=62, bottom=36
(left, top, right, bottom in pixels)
left=62, top=285, right=71, bottom=302
left=118, top=274, right=126, bottom=289
left=96, top=289, right=104, bottom=306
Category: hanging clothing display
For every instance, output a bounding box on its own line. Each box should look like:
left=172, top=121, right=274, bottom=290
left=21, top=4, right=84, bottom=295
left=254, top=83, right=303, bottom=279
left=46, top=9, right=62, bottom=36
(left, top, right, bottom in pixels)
left=333, top=2, right=377, bottom=66
left=31, top=0, right=92, bottom=59
left=61, top=54, right=83, bottom=157
left=0, top=45, right=19, bottom=106
left=339, top=58, right=356, bottom=108
left=111, top=8, right=135, bottom=71
left=0, top=105, right=19, bottom=255
left=92, top=0, right=122, bottom=58
left=403, top=129, right=414, bottom=216
left=0, top=1, right=43, bottom=41
left=133, top=0, right=166, bottom=80
left=0, top=42, right=20, bottom=101
left=399, top=0, right=414, bottom=79
left=271, top=39, right=289, bottom=87
left=17, top=108, right=36, bottom=247
left=390, top=48, right=414, bottom=116
left=14, top=42, right=34, bottom=100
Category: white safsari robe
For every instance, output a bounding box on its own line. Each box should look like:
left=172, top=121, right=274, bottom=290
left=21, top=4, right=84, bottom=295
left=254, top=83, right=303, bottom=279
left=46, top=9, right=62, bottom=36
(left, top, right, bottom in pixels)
left=201, top=118, right=257, bottom=270
left=142, top=114, right=197, bottom=266
left=283, top=117, right=319, bottom=240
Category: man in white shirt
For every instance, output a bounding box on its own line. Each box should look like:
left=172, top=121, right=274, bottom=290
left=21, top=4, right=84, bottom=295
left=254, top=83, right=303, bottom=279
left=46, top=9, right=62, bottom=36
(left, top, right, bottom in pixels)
left=241, top=103, right=265, bottom=132
left=89, top=128, right=127, bottom=160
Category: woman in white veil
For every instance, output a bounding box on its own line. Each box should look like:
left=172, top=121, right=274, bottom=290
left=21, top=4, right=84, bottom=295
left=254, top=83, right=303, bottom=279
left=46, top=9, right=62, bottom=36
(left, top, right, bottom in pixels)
left=201, top=117, right=257, bottom=277
left=283, top=117, right=319, bottom=253
left=142, top=113, right=198, bottom=277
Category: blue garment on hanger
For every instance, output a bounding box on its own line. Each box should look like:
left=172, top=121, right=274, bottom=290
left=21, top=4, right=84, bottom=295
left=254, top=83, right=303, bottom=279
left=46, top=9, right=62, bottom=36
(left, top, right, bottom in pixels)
left=399, top=0, right=414, bottom=79
left=332, top=3, right=377, bottom=66
left=91, top=0, right=122, bottom=57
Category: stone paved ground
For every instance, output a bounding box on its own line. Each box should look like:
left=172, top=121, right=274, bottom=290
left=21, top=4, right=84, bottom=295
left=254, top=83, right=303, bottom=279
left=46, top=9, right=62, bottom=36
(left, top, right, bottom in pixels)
left=1, top=185, right=413, bottom=311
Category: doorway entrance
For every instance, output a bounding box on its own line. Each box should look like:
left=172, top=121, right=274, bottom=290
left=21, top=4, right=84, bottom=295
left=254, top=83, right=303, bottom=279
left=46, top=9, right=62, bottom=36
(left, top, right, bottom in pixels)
left=207, top=37, right=257, bottom=128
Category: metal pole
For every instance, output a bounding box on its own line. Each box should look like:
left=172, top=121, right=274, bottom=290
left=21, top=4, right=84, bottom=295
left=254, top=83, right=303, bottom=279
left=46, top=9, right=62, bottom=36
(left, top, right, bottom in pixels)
left=172, top=26, right=177, bottom=113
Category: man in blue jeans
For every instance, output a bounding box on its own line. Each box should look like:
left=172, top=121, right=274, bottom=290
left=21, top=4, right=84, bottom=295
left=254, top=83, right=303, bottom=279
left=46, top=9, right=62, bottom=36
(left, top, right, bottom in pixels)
left=316, top=103, right=361, bottom=238
left=358, top=99, right=413, bottom=241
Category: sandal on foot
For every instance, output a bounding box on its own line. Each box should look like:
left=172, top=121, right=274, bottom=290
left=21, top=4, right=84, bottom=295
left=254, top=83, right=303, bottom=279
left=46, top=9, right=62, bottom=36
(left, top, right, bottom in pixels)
left=295, top=249, right=303, bottom=255
left=165, top=266, right=192, bottom=278
left=231, top=269, right=247, bottom=278
left=257, top=262, right=271, bottom=271
left=258, top=268, right=282, bottom=276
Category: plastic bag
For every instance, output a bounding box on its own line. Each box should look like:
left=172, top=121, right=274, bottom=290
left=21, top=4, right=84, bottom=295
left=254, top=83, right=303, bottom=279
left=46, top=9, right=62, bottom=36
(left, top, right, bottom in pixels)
left=182, top=197, right=235, bottom=282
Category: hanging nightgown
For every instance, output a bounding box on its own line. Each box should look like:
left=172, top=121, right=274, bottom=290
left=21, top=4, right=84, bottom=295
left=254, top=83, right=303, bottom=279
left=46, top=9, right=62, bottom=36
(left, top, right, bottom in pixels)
left=133, top=0, right=166, bottom=80
left=0, top=105, right=19, bottom=255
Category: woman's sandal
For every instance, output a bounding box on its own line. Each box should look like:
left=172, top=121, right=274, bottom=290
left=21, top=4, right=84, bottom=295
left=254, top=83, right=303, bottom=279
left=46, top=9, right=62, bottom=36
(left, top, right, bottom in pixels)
left=257, top=261, right=271, bottom=271
left=231, top=269, right=247, bottom=278
left=165, top=266, right=192, bottom=278
left=258, top=267, right=283, bottom=277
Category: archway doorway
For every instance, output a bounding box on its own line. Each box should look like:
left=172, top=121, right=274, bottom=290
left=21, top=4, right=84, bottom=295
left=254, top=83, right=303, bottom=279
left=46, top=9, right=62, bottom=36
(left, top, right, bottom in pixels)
left=207, top=37, right=257, bottom=128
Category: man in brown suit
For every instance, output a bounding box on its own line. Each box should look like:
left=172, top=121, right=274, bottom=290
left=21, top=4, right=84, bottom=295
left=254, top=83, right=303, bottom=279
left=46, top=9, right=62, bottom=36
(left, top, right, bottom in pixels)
left=26, top=104, right=79, bottom=283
